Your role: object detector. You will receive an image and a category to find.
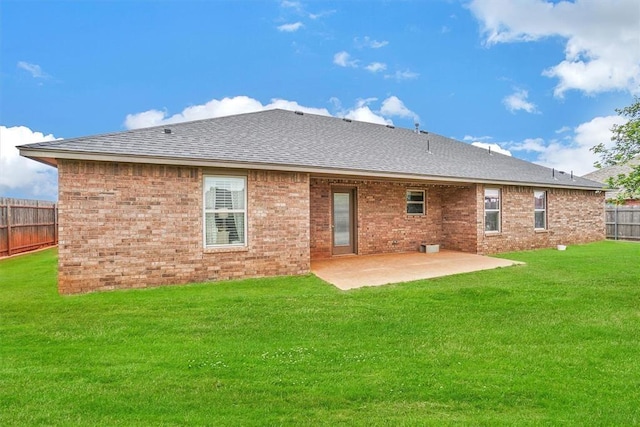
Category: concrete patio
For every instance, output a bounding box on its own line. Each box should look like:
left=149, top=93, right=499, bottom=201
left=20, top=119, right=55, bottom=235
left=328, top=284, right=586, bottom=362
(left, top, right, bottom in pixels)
left=311, top=250, right=524, bottom=290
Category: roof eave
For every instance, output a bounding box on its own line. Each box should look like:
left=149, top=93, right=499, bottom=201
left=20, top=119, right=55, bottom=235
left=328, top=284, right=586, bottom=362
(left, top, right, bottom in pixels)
left=18, top=148, right=605, bottom=191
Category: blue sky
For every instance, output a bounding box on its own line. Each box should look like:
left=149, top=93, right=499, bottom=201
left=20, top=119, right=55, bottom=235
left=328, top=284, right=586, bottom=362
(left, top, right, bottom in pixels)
left=1, top=0, right=638, bottom=201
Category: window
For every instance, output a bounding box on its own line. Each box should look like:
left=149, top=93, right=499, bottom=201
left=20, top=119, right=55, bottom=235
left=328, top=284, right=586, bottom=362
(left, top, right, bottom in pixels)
left=534, top=190, right=547, bottom=229
left=484, top=188, right=500, bottom=232
left=406, top=190, right=425, bottom=215
left=204, top=176, right=247, bottom=247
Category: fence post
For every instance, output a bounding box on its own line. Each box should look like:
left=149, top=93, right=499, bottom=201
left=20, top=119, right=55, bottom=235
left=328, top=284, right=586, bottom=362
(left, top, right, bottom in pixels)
left=614, top=207, right=616, bottom=239
left=613, top=205, right=618, bottom=240
left=54, top=204, right=58, bottom=245
left=6, top=204, right=12, bottom=256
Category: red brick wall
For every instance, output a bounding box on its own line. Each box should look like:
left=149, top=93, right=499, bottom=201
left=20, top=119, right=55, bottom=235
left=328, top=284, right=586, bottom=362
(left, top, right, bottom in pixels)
left=441, top=185, right=479, bottom=253
left=311, top=180, right=604, bottom=258
left=57, top=160, right=309, bottom=294
left=477, top=185, right=605, bottom=254
left=310, top=178, right=443, bottom=259
left=309, top=178, right=332, bottom=259
left=57, top=160, right=605, bottom=293
left=358, top=180, right=443, bottom=255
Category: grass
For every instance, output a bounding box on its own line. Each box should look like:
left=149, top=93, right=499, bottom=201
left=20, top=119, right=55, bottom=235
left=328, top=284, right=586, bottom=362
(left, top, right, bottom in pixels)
left=1, top=241, right=639, bottom=425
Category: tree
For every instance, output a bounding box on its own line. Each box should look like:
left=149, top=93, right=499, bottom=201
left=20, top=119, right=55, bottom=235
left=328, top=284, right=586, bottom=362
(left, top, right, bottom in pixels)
left=591, top=97, right=640, bottom=203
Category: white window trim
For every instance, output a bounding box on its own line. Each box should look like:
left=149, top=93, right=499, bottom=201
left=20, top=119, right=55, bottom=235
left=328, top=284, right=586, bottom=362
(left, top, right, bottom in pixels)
left=203, top=175, right=248, bottom=248
left=534, top=190, right=547, bottom=230
left=406, top=189, right=426, bottom=216
left=484, top=188, right=501, bottom=233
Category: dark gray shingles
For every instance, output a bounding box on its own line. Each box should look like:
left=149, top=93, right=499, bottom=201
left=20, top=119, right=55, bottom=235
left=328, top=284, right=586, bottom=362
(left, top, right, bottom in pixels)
left=20, top=109, right=603, bottom=189
left=583, top=156, right=640, bottom=198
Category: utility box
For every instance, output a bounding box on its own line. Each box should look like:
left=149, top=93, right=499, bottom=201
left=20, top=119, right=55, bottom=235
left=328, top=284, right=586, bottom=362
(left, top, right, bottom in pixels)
left=420, top=244, right=440, bottom=253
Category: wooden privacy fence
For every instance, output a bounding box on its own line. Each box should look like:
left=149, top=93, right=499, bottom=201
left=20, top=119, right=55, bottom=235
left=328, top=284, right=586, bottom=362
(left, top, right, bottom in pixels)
left=0, top=198, right=58, bottom=257
left=606, top=206, right=640, bottom=241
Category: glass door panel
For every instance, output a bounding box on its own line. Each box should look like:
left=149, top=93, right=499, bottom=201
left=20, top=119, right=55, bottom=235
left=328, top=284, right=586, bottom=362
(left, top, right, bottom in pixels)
left=333, top=193, right=350, bottom=246
left=332, top=188, right=356, bottom=255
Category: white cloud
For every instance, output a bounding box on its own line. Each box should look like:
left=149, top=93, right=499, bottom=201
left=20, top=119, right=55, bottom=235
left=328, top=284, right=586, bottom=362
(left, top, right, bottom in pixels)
left=266, top=99, right=332, bottom=116
left=280, top=1, right=301, bottom=9
left=308, top=10, right=335, bottom=20
left=277, top=22, right=303, bottom=32
left=573, top=115, right=622, bottom=150
left=469, top=0, right=640, bottom=96
left=461, top=115, right=625, bottom=175
left=333, top=97, right=390, bottom=125
left=471, top=142, right=512, bottom=156
left=354, top=36, right=389, bottom=49
left=124, top=109, right=169, bottom=130
left=365, top=62, right=387, bottom=73
left=343, top=106, right=391, bottom=126
left=328, top=97, right=342, bottom=110
left=0, top=126, right=59, bottom=200
left=333, top=51, right=358, bottom=68
left=354, top=97, right=378, bottom=108
left=502, top=89, right=539, bottom=113
left=384, top=69, right=419, bottom=81
left=124, top=96, right=331, bottom=130
left=509, top=137, right=547, bottom=153
left=279, top=0, right=333, bottom=20
left=506, top=115, right=626, bottom=175
left=380, top=96, right=419, bottom=122
left=463, top=135, right=492, bottom=142
left=463, top=116, right=625, bottom=176
left=333, top=96, right=419, bottom=126
left=533, top=141, right=602, bottom=176
left=17, top=61, right=49, bottom=79
left=332, top=46, right=416, bottom=83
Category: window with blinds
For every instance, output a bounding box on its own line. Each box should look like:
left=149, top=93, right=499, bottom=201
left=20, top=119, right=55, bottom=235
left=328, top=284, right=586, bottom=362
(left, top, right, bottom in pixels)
left=203, top=176, right=247, bottom=247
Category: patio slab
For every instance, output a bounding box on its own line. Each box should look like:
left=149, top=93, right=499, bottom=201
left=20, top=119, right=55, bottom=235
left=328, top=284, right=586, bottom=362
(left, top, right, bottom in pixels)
left=311, top=250, right=524, bottom=290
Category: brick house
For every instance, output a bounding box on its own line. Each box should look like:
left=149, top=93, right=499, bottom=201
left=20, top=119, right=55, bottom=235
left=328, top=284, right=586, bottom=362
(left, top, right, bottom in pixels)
left=19, top=109, right=605, bottom=294
left=583, top=156, right=640, bottom=206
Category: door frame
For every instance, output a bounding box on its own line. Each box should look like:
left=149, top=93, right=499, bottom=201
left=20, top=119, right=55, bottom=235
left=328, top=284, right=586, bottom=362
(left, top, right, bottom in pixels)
left=331, top=186, right=358, bottom=255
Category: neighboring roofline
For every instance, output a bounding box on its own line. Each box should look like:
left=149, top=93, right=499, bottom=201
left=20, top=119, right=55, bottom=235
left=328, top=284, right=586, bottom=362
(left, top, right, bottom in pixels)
left=19, top=147, right=605, bottom=191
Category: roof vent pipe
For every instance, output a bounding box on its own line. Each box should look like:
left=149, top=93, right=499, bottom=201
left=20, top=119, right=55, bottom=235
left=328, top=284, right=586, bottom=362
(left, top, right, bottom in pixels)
left=414, top=123, right=419, bottom=133
left=163, top=128, right=172, bottom=134
left=488, top=146, right=492, bottom=155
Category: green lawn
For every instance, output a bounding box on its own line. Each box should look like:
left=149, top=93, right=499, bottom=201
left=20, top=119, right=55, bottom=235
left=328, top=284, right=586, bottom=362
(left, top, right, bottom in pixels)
left=1, top=241, right=639, bottom=426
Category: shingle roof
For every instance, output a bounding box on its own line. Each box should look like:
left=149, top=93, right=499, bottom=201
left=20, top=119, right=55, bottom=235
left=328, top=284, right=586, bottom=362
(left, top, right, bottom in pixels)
left=20, top=108, right=603, bottom=190
left=583, top=156, right=640, bottom=199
